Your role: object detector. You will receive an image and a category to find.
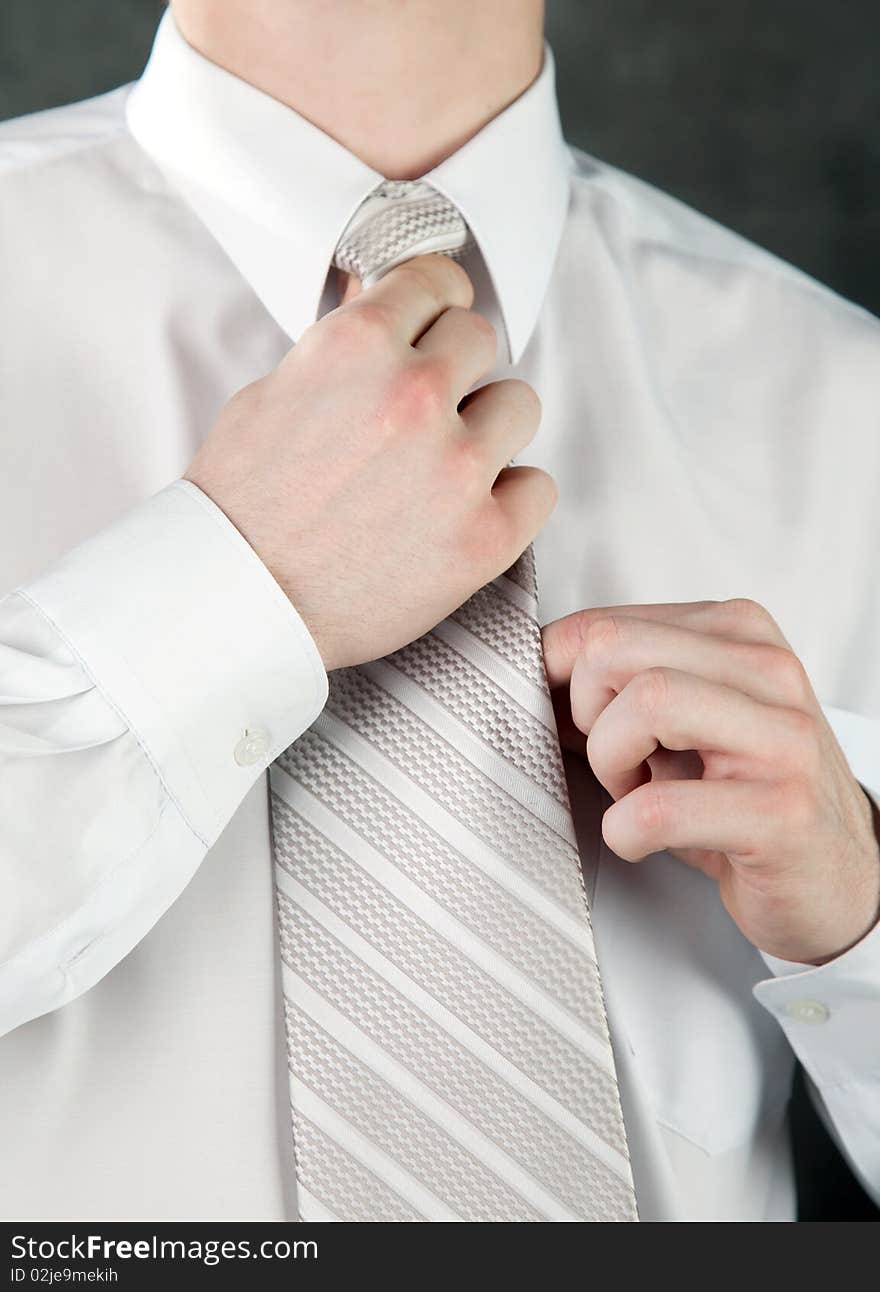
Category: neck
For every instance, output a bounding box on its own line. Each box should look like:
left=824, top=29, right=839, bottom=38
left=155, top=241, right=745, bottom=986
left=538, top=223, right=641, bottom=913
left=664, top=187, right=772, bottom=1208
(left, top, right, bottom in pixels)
left=170, top=0, right=545, bottom=179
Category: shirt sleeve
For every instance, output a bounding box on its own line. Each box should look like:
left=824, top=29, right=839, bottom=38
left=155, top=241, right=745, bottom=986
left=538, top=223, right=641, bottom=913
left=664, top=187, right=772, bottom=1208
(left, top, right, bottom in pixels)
left=752, top=703, right=880, bottom=1205
left=0, top=480, right=328, bottom=1038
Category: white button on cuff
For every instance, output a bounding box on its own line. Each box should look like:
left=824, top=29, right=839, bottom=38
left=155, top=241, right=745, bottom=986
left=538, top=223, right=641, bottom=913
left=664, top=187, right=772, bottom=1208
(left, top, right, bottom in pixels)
left=234, top=727, right=270, bottom=766
left=785, top=999, right=830, bottom=1025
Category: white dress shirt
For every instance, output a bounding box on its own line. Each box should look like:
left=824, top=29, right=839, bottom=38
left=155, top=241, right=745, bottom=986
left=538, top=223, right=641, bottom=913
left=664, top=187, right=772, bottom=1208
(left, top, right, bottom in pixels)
left=1, top=12, right=879, bottom=1221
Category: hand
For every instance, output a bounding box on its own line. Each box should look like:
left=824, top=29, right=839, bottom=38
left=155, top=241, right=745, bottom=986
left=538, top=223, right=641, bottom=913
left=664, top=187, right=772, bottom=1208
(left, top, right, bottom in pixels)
left=185, top=254, right=555, bottom=670
left=543, top=599, right=880, bottom=965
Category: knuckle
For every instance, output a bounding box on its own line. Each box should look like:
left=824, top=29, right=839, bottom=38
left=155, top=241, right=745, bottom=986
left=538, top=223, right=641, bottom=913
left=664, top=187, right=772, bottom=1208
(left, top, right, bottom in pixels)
left=329, top=301, right=390, bottom=348
left=432, top=253, right=474, bottom=302
left=465, top=310, right=498, bottom=364
left=469, top=309, right=497, bottom=345
left=387, top=362, right=447, bottom=424
left=762, top=644, right=811, bottom=704
left=632, top=666, right=672, bottom=716
left=720, top=597, right=773, bottom=633
left=226, top=379, right=257, bottom=412
left=578, top=614, right=624, bottom=669
left=634, top=782, right=669, bottom=837
left=539, top=469, right=560, bottom=512
left=290, top=317, right=320, bottom=356
left=226, top=377, right=267, bottom=420
left=446, top=434, right=487, bottom=492
left=782, top=707, right=822, bottom=769
left=417, top=352, right=455, bottom=395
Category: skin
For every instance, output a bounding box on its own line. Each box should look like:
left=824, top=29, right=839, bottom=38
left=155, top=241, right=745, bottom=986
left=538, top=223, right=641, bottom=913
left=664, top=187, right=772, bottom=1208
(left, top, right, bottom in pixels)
left=172, top=0, right=545, bottom=179
left=176, top=0, right=880, bottom=966
left=186, top=255, right=555, bottom=669
left=543, top=603, right=880, bottom=966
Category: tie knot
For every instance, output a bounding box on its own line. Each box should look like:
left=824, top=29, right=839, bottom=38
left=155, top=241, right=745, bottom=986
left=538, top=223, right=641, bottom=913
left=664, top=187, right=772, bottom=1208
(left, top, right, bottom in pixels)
left=333, top=180, right=474, bottom=286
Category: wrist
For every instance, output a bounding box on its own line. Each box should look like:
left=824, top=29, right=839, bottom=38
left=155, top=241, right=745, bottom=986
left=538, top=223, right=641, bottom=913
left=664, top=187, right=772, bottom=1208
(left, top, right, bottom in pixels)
left=809, top=811, right=880, bottom=966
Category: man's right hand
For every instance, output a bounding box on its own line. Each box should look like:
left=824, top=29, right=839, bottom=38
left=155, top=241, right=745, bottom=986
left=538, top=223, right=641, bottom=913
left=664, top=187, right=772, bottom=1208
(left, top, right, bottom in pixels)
left=185, top=254, right=555, bottom=671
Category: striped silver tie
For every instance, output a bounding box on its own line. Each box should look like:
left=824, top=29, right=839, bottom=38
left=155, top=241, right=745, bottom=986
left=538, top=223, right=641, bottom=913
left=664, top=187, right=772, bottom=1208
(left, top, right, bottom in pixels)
left=270, top=181, right=637, bottom=1222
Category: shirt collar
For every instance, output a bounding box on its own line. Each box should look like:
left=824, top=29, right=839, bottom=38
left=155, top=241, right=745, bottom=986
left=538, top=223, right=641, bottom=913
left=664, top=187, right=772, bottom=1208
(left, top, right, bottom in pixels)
left=126, top=10, right=571, bottom=363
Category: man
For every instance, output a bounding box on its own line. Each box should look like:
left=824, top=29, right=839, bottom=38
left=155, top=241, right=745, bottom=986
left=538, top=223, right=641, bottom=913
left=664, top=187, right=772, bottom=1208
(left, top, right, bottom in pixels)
left=0, top=0, right=878, bottom=1222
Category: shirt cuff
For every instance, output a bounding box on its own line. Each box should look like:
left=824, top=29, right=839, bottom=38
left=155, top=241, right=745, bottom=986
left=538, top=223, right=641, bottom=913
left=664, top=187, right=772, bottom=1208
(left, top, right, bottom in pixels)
left=20, top=480, right=329, bottom=845
left=753, top=909, right=880, bottom=1090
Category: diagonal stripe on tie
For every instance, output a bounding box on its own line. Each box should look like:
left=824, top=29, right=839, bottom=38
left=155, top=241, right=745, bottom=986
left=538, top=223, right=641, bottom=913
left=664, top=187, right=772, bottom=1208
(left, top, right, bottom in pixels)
left=271, top=181, right=637, bottom=1222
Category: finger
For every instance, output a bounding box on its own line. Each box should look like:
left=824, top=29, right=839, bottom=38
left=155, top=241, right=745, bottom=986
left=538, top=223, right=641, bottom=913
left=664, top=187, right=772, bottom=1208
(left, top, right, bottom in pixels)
left=357, top=254, right=474, bottom=344
left=563, top=616, right=814, bottom=737
left=459, top=380, right=542, bottom=476
left=552, top=688, right=704, bottom=780
left=602, top=777, right=789, bottom=863
left=542, top=599, right=790, bottom=688
left=488, top=465, right=558, bottom=567
left=586, top=668, right=808, bottom=801
left=414, top=307, right=497, bottom=399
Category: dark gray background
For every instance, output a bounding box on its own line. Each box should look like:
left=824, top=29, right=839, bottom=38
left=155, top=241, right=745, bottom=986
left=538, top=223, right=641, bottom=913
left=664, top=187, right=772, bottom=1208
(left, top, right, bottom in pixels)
left=1, top=0, right=878, bottom=315
left=1, top=0, right=878, bottom=1222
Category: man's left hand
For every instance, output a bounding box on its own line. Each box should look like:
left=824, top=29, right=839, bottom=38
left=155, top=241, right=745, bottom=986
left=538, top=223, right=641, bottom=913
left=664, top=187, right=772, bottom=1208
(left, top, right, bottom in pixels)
left=542, top=598, right=880, bottom=965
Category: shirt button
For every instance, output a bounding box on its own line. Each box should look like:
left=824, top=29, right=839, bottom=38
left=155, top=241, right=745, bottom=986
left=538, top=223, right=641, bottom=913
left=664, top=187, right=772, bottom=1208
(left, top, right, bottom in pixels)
left=785, top=999, right=830, bottom=1025
left=233, top=727, right=270, bottom=766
